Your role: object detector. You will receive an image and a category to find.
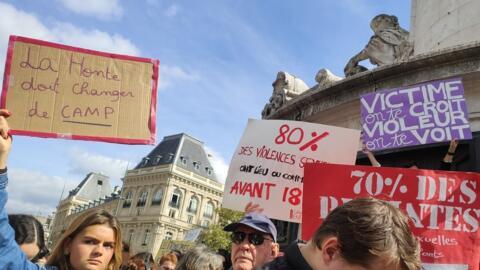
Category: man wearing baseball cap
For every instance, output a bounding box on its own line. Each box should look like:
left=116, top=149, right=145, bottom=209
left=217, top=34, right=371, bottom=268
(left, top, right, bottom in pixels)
left=224, top=213, right=279, bottom=270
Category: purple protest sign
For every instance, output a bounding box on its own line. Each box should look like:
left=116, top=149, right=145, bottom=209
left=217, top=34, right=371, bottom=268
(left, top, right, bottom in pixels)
left=361, top=78, right=472, bottom=151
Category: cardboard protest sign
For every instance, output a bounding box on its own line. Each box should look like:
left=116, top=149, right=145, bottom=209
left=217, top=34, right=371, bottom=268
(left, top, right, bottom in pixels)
left=1, top=36, right=159, bottom=144
left=361, top=78, right=472, bottom=151
left=303, top=163, right=480, bottom=270
left=222, top=119, right=360, bottom=223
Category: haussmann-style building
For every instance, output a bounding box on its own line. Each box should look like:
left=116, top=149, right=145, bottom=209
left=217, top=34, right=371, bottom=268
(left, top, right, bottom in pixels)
left=49, top=133, right=224, bottom=256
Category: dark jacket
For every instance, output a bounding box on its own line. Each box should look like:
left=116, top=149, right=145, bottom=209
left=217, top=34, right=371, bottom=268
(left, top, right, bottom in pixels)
left=260, top=241, right=312, bottom=270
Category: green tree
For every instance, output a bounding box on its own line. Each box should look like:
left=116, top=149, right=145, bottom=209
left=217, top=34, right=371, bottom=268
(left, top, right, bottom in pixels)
left=199, top=207, right=244, bottom=251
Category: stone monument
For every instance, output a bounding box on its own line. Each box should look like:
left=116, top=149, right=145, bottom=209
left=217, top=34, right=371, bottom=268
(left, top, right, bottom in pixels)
left=410, top=0, right=480, bottom=55
left=261, top=71, right=309, bottom=119
left=344, top=14, right=413, bottom=77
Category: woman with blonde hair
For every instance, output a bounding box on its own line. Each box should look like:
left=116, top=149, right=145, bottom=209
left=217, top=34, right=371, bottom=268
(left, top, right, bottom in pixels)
left=0, top=110, right=123, bottom=270
left=46, top=208, right=123, bottom=270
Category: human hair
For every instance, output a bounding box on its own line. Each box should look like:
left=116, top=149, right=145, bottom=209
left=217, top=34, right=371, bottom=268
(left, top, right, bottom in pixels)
left=46, top=209, right=123, bottom=270
left=159, top=252, right=178, bottom=266
left=175, top=245, right=223, bottom=270
left=312, top=197, right=421, bottom=270
left=129, top=252, right=157, bottom=270
left=169, top=249, right=183, bottom=261
left=8, top=214, right=46, bottom=248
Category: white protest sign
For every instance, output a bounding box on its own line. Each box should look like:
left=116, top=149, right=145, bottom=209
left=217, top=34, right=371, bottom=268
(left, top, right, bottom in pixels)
left=222, top=119, right=360, bottom=223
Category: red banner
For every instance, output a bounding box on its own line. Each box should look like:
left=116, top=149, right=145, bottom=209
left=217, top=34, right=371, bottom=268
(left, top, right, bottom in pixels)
left=303, top=163, right=480, bottom=270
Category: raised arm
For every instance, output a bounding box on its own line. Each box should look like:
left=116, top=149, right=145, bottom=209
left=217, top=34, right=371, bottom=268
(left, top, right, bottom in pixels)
left=443, top=139, right=458, bottom=163
left=0, top=109, right=12, bottom=170
left=0, top=111, right=43, bottom=270
left=362, top=145, right=381, bottom=167
left=440, top=139, right=458, bottom=171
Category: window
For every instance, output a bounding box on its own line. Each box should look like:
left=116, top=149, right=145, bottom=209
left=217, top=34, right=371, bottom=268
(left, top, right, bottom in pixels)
left=187, top=215, right=194, bottom=224
left=155, top=155, right=162, bottom=164
left=123, top=191, right=132, bottom=208
left=201, top=220, right=210, bottom=227
left=169, top=209, right=176, bottom=218
left=187, top=196, right=198, bottom=213
left=137, top=191, right=148, bottom=207
left=193, top=161, right=200, bottom=170
left=151, top=189, right=163, bottom=206
left=97, top=180, right=103, bottom=185
left=169, top=189, right=182, bottom=208
left=206, top=167, right=213, bottom=176
left=204, top=202, right=214, bottom=218
left=142, top=229, right=150, bottom=246
left=142, top=157, right=150, bottom=166
left=180, top=156, right=188, bottom=165
left=165, top=231, right=173, bottom=240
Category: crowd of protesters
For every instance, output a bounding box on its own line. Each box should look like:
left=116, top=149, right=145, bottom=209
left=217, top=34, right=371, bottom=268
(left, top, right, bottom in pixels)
left=1, top=109, right=467, bottom=270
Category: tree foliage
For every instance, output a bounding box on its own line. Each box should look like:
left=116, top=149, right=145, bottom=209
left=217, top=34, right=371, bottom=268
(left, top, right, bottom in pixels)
left=199, top=207, right=244, bottom=251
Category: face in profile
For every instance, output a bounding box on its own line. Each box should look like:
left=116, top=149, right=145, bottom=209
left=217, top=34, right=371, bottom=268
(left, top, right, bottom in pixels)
left=230, top=225, right=275, bottom=270
left=65, top=224, right=116, bottom=270
left=19, top=242, right=40, bottom=260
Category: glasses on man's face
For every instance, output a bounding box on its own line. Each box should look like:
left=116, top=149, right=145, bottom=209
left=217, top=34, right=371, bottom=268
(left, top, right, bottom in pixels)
left=31, top=246, right=50, bottom=263
left=231, top=231, right=273, bottom=246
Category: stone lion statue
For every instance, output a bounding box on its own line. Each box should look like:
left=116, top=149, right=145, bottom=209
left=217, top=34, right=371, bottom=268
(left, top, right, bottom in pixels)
left=315, top=68, right=342, bottom=88
left=262, top=71, right=309, bottom=119
left=344, top=14, right=413, bottom=77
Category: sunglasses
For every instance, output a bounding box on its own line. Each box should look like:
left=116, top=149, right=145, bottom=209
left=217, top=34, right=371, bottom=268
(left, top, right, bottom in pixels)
left=231, top=231, right=273, bottom=246
left=31, top=246, right=50, bottom=263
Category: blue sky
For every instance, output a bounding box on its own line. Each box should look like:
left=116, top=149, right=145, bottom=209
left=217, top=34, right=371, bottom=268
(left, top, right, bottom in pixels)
left=0, top=0, right=410, bottom=215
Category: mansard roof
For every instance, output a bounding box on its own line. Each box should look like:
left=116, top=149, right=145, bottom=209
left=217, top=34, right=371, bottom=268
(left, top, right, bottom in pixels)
left=135, top=133, right=218, bottom=182
left=68, top=172, right=113, bottom=201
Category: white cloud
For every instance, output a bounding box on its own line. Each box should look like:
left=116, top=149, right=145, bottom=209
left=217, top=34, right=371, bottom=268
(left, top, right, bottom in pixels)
left=6, top=169, right=74, bottom=216
left=58, top=0, right=123, bottom=20
left=204, top=146, right=229, bottom=183
left=165, top=5, right=179, bottom=18
left=0, top=2, right=140, bottom=83
left=67, top=147, right=130, bottom=182
left=0, top=2, right=55, bottom=41
left=159, top=65, right=200, bottom=90
left=50, top=22, right=140, bottom=56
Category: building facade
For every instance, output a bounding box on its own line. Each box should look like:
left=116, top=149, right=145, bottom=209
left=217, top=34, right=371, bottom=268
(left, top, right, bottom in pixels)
left=117, top=133, right=224, bottom=255
left=48, top=172, right=114, bottom=246
left=49, top=133, right=224, bottom=257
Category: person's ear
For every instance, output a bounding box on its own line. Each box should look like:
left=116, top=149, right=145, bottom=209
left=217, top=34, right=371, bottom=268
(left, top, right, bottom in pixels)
left=63, top=238, right=72, bottom=255
left=320, top=236, right=340, bottom=264
left=271, top=243, right=279, bottom=257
